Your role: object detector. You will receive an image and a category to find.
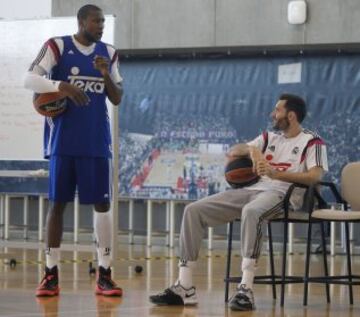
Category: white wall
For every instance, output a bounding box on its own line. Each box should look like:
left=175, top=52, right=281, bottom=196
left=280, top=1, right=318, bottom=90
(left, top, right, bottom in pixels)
left=0, top=0, right=51, bottom=19
left=52, top=0, right=360, bottom=51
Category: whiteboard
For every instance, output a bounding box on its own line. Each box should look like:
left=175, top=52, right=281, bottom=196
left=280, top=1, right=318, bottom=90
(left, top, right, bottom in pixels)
left=0, top=16, right=115, bottom=160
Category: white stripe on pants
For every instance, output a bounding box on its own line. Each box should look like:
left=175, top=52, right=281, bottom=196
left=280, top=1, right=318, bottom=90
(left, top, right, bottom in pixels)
left=179, top=188, right=284, bottom=261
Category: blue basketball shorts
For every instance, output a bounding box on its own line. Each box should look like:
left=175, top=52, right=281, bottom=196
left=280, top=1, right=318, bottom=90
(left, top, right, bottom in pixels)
left=49, top=155, right=112, bottom=204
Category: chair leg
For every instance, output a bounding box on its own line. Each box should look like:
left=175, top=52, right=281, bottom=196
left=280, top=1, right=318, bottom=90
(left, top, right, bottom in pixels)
left=225, top=222, right=234, bottom=303
left=303, top=222, right=313, bottom=306
left=280, top=220, right=288, bottom=307
left=344, top=222, right=354, bottom=305
left=320, top=221, right=330, bottom=303
left=267, top=222, right=277, bottom=300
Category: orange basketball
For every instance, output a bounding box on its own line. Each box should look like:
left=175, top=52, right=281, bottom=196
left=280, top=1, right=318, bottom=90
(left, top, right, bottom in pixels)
left=225, top=156, right=259, bottom=188
left=33, top=91, right=67, bottom=117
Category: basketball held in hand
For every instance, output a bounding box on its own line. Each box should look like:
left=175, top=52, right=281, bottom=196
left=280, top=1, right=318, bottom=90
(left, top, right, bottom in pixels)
left=225, top=156, right=259, bottom=188
left=33, top=91, right=67, bottom=117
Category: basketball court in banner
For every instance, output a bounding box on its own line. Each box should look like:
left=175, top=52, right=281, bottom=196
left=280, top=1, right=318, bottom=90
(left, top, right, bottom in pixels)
left=1, top=244, right=360, bottom=317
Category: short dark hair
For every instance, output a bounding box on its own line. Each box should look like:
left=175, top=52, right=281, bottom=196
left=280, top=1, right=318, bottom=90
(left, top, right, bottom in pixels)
left=77, top=4, right=102, bottom=20
left=279, top=93, right=306, bottom=123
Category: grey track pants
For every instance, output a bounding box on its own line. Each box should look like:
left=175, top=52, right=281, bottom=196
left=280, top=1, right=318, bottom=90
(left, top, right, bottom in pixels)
left=179, top=189, right=285, bottom=261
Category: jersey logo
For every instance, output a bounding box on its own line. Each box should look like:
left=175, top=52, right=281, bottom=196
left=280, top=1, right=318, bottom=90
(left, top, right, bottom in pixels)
left=71, top=66, right=80, bottom=75
left=268, top=145, right=275, bottom=152
left=269, top=162, right=291, bottom=172
left=68, top=75, right=105, bottom=93
left=292, top=146, right=299, bottom=154
left=68, top=50, right=74, bottom=55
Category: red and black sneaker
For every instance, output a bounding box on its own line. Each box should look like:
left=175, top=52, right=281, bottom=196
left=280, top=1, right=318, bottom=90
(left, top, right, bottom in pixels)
left=95, top=266, right=123, bottom=297
left=36, top=266, right=60, bottom=297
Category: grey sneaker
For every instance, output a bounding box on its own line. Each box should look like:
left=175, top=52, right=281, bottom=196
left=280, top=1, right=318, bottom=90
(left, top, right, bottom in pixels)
left=229, top=284, right=255, bottom=311
left=149, top=281, right=198, bottom=306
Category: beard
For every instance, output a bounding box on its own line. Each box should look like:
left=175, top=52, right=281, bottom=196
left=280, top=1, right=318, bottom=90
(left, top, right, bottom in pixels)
left=273, top=117, right=290, bottom=131
left=83, top=30, right=98, bottom=43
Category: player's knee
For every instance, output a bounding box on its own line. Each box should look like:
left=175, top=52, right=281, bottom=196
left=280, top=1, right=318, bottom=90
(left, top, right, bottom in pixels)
left=241, top=206, right=258, bottom=222
left=50, top=202, right=67, bottom=214
left=183, top=202, right=203, bottom=224
left=183, top=203, right=197, bottom=220
left=94, top=203, right=110, bottom=213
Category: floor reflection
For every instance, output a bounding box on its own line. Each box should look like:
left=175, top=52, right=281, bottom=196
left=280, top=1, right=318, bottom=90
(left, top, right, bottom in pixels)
left=36, top=296, right=122, bottom=317
left=36, top=297, right=60, bottom=317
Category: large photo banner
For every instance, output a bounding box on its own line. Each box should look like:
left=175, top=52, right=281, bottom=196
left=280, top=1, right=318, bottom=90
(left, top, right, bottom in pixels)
left=118, top=56, right=360, bottom=199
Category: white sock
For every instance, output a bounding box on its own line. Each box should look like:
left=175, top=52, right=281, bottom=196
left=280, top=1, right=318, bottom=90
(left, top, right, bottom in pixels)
left=97, top=247, right=111, bottom=269
left=94, top=211, right=112, bottom=269
left=45, top=247, right=60, bottom=269
left=240, top=258, right=256, bottom=289
left=178, top=260, right=196, bottom=289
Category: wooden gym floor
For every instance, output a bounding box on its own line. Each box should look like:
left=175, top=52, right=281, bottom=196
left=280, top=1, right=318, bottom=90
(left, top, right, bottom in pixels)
left=1, top=244, right=360, bottom=317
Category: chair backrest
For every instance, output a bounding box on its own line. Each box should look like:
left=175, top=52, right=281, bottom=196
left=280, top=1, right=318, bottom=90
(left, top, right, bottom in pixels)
left=341, top=162, right=360, bottom=211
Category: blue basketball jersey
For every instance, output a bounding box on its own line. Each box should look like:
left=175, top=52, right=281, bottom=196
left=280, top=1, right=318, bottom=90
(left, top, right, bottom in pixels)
left=44, top=36, right=112, bottom=158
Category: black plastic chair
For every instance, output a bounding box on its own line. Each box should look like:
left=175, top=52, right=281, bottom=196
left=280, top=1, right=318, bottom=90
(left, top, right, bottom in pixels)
left=224, top=183, right=330, bottom=306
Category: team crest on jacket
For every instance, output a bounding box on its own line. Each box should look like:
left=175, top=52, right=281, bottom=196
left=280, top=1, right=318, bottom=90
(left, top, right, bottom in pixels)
left=292, top=147, right=299, bottom=154
left=269, top=145, right=276, bottom=152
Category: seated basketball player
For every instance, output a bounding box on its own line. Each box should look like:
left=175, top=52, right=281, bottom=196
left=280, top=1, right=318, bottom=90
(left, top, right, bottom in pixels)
left=149, top=94, right=328, bottom=311
left=23, top=5, right=123, bottom=297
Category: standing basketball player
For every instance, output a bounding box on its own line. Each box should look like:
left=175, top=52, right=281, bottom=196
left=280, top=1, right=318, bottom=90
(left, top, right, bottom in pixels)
left=24, top=5, right=123, bottom=297
left=149, top=94, right=328, bottom=311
